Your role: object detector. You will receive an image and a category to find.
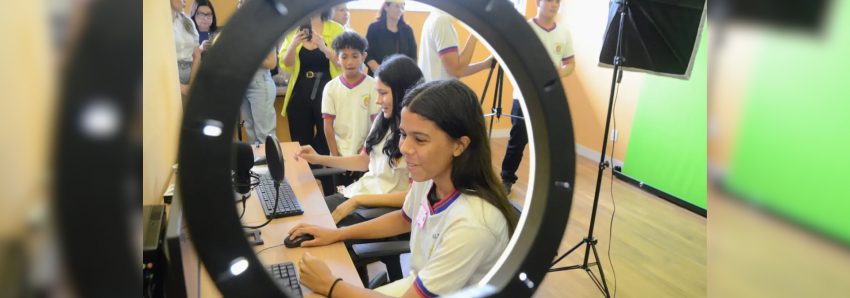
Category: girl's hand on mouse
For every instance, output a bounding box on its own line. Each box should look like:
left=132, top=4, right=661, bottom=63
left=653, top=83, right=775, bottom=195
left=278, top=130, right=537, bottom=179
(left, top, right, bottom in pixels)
left=287, top=223, right=340, bottom=247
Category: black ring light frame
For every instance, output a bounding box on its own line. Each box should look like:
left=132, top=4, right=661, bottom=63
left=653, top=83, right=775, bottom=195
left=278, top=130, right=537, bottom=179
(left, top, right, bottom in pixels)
left=178, top=0, right=576, bottom=297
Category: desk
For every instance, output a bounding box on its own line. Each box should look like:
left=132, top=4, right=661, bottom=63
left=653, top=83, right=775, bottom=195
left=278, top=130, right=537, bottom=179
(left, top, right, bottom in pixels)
left=173, top=142, right=363, bottom=297
left=238, top=142, right=330, bottom=224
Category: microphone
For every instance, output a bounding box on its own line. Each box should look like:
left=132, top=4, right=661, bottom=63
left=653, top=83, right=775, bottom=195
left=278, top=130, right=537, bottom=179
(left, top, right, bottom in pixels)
left=232, top=141, right=254, bottom=195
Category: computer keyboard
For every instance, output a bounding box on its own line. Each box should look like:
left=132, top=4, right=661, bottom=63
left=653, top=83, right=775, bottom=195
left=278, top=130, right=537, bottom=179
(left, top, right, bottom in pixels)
left=257, top=173, right=304, bottom=219
left=268, top=262, right=303, bottom=297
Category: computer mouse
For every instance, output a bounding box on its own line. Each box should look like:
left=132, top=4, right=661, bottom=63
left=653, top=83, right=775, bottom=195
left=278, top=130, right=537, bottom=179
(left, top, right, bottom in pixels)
left=284, top=233, right=315, bottom=248
left=254, top=156, right=267, bottom=166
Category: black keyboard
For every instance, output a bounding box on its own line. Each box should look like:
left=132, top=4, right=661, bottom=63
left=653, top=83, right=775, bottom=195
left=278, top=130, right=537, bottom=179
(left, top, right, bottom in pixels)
left=256, top=173, right=304, bottom=219
left=268, top=262, right=303, bottom=297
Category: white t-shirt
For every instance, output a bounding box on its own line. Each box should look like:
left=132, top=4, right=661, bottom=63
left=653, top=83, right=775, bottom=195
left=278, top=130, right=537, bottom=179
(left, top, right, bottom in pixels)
left=342, top=125, right=411, bottom=198
left=173, top=14, right=199, bottom=62
left=418, top=11, right=460, bottom=81
left=321, top=74, right=379, bottom=157
left=513, top=18, right=576, bottom=101
left=400, top=181, right=510, bottom=297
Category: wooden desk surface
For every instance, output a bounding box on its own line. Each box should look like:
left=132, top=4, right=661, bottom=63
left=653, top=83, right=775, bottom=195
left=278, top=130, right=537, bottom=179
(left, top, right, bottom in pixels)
left=174, top=142, right=363, bottom=297
left=240, top=142, right=329, bottom=225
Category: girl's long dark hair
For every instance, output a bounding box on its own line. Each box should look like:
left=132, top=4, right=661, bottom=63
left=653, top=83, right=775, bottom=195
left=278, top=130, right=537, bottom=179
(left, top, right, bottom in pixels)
left=376, top=1, right=406, bottom=25
left=401, top=79, right=518, bottom=236
left=364, top=55, right=423, bottom=167
left=190, top=0, right=218, bottom=33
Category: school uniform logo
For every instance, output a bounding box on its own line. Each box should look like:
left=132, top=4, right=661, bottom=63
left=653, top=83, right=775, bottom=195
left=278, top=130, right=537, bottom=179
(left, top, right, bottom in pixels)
left=361, top=95, right=371, bottom=109
left=555, top=43, right=564, bottom=54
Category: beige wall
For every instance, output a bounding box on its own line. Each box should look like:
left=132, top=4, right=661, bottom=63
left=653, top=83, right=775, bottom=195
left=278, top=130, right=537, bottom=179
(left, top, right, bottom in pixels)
left=0, top=0, right=54, bottom=235
left=559, top=0, right=644, bottom=161
left=143, top=0, right=184, bottom=204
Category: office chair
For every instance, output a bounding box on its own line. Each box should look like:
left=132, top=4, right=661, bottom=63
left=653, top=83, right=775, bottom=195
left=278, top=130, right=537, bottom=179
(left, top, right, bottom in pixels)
left=355, top=199, right=525, bottom=289
left=311, top=167, right=407, bottom=287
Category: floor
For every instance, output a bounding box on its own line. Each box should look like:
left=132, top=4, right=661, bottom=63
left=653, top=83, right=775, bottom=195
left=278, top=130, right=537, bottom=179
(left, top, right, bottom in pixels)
left=367, top=138, right=708, bottom=297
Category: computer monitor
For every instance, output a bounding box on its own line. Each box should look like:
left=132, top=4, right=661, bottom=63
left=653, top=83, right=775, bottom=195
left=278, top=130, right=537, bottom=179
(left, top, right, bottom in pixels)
left=164, top=183, right=202, bottom=298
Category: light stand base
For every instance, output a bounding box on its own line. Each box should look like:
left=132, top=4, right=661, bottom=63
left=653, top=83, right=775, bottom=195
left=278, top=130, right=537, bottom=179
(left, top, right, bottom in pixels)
left=550, top=237, right=611, bottom=297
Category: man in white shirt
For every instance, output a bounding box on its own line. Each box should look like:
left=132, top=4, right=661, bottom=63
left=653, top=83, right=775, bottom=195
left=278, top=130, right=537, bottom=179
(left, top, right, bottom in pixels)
left=418, top=9, right=493, bottom=81
left=502, top=0, right=576, bottom=194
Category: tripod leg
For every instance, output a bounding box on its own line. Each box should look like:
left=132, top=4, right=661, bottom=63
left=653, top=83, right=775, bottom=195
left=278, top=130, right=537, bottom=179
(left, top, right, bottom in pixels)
left=480, top=62, right=497, bottom=106
left=590, top=242, right=611, bottom=297
left=493, top=66, right=505, bottom=120
left=488, top=70, right=501, bottom=138
left=551, top=238, right=586, bottom=267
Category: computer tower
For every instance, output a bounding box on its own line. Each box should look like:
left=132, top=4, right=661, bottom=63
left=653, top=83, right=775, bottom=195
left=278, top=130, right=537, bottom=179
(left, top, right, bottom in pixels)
left=143, top=205, right=166, bottom=298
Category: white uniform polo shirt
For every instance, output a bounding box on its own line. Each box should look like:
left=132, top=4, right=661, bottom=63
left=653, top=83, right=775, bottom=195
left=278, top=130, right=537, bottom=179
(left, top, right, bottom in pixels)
left=513, top=18, right=576, bottom=101
left=321, top=74, right=380, bottom=157
left=342, top=125, right=411, bottom=198
left=418, top=10, right=460, bottom=81
left=173, top=14, right=199, bottom=62
left=400, top=181, right=510, bottom=297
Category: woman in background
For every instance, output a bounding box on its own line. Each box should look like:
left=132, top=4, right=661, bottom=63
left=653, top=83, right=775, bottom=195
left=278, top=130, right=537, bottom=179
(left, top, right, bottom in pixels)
left=190, top=0, right=217, bottom=53
left=280, top=11, right=345, bottom=195
left=365, top=0, right=417, bottom=77
left=171, top=0, right=200, bottom=102
left=330, top=3, right=352, bottom=31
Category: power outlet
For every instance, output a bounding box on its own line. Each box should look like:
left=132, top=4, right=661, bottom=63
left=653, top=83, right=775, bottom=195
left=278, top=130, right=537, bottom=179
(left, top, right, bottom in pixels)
left=610, top=129, right=618, bottom=142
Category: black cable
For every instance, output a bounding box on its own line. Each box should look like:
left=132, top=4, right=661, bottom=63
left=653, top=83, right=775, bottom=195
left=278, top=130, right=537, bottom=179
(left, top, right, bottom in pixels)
left=256, top=243, right=288, bottom=255
left=608, top=80, right=621, bottom=298
left=243, top=181, right=280, bottom=229
left=145, top=274, right=155, bottom=298
left=239, top=197, right=247, bottom=219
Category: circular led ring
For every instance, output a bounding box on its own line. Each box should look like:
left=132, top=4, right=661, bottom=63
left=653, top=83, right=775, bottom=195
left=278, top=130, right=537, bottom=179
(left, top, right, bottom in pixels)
left=178, top=0, right=576, bottom=297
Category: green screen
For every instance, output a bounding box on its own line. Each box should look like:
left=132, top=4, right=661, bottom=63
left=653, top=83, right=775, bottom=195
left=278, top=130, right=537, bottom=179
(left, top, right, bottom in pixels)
left=726, top=2, right=850, bottom=244
left=622, top=25, right=708, bottom=209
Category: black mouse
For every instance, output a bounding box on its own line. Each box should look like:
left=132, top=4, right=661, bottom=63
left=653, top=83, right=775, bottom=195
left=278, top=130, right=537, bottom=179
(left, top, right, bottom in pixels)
left=284, top=233, right=314, bottom=248
left=254, top=156, right=267, bottom=166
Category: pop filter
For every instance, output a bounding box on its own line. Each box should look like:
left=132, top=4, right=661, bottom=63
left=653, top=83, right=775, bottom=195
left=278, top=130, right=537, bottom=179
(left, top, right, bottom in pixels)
left=265, top=135, right=284, bottom=184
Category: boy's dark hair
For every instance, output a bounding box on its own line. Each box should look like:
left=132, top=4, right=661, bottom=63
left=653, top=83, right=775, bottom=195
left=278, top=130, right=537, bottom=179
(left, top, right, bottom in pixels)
left=331, top=31, right=369, bottom=55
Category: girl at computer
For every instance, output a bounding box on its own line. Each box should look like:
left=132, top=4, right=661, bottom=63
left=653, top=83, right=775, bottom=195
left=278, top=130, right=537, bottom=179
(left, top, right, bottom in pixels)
left=294, top=55, right=423, bottom=227
left=290, top=79, right=518, bottom=297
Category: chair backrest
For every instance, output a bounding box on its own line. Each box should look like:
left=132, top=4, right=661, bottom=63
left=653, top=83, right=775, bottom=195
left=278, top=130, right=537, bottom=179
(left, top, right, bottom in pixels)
left=509, top=200, right=523, bottom=219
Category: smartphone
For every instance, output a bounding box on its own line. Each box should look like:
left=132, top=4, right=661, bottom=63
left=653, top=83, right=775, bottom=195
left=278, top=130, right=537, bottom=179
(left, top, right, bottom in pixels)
left=298, top=23, right=312, bottom=41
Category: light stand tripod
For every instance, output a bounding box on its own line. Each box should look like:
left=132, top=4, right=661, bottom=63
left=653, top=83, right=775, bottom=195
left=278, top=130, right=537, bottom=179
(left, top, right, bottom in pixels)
left=480, top=60, right=522, bottom=137
left=548, top=2, right=628, bottom=297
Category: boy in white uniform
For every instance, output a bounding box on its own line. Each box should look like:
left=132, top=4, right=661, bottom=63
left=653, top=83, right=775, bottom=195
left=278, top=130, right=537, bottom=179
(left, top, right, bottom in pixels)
left=418, top=9, right=492, bottom=81
left=322, top=31, right=380, bottom=187
left=501, top=0, right=576, bottom=194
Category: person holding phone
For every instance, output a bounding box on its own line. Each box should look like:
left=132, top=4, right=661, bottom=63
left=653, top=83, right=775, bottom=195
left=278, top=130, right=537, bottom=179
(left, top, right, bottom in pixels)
left=330, top=3, right=353, bottom=30
left=189, top=0, right=217, bottom=53
left=280, top=11, right=345, bottom=195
